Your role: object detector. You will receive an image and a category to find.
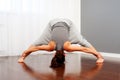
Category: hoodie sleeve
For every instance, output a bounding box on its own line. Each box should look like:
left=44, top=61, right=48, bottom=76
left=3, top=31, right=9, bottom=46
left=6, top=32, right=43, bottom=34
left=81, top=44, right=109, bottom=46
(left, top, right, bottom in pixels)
left=68, top=20, right=92, bottom=47
left=78, top=35, right=92, bottom=47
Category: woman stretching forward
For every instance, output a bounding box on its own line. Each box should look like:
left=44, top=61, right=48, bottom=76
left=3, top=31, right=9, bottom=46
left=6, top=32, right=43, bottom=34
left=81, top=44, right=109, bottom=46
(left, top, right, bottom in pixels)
left=18, top=18, right=104, bottom=66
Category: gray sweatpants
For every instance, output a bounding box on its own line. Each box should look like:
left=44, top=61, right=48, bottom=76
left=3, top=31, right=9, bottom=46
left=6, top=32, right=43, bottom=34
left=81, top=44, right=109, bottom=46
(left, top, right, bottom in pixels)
left=52, top=26, right=69, bottom=50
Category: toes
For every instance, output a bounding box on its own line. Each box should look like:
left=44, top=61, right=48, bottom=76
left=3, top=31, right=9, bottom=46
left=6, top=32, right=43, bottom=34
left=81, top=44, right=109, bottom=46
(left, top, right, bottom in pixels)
left=18, top=59, right=24, bottom=63
left=96, top=58, right=104, bottom=64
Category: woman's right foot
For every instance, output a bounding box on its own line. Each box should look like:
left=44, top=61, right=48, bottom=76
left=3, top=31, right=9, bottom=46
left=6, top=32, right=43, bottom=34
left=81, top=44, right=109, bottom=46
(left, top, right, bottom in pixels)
left=18, top=57, right=24, bottom=63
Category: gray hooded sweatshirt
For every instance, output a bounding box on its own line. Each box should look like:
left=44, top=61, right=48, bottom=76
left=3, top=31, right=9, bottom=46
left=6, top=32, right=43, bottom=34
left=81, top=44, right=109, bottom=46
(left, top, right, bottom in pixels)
left=32, top=18, right=91, bottom=50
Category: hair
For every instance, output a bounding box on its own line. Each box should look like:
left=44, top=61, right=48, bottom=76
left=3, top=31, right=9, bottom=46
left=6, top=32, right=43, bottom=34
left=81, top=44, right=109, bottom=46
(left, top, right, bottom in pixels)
left=50, top=50, right=65, bottom=68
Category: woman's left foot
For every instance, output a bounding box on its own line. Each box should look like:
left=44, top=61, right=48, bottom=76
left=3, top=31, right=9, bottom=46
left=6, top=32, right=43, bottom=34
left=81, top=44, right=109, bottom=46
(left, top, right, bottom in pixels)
left=96, top=58, right=104, bottom=64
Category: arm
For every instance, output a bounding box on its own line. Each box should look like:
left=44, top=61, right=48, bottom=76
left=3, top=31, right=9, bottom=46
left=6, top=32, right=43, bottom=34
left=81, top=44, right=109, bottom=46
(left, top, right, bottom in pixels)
left=79, top=35, right=98, bottom=52
left=79, top=35, right=104, bottom=60
left=88, top=45, right=99, bottom=53
left=78, top=35, right=92, bottom=48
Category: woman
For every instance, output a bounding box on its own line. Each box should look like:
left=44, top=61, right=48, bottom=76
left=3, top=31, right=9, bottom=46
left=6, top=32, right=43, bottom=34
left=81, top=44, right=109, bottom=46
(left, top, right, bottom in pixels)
left=18, top=18, right=104, bottom=65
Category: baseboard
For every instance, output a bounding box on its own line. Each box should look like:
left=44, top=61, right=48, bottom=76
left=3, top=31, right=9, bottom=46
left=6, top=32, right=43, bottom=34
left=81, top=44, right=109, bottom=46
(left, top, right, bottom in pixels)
left=100, top=52, right=120, bottom=58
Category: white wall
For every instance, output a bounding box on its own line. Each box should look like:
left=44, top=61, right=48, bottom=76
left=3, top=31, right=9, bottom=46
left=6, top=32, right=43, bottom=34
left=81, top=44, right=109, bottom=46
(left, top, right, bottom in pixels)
left=0, top=0, right=80, bottom=56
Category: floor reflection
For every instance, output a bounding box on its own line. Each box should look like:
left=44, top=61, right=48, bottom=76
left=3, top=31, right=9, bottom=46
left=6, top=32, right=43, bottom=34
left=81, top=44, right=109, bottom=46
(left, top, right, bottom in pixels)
left=0, top=53, right=119, bottom=80
left=78, top=64, right=103, bottom=80
left=19, top=62, right=103, bottom=80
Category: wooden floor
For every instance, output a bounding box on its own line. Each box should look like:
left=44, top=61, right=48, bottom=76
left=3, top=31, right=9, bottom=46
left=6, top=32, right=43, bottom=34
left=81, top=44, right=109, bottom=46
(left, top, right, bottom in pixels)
left=0, top=53, right=120, bottom=80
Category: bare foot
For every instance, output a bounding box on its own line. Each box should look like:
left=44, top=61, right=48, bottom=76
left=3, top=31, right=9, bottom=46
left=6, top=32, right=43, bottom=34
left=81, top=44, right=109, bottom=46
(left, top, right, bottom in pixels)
left=96, top=58, right=104, bottom=64
left=18, top=57, right=24, bottom=63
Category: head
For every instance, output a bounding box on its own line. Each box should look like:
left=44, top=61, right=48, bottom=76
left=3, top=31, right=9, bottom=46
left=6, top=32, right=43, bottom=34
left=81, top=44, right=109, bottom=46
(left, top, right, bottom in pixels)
left=50, top=50, right=65, bottom=68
